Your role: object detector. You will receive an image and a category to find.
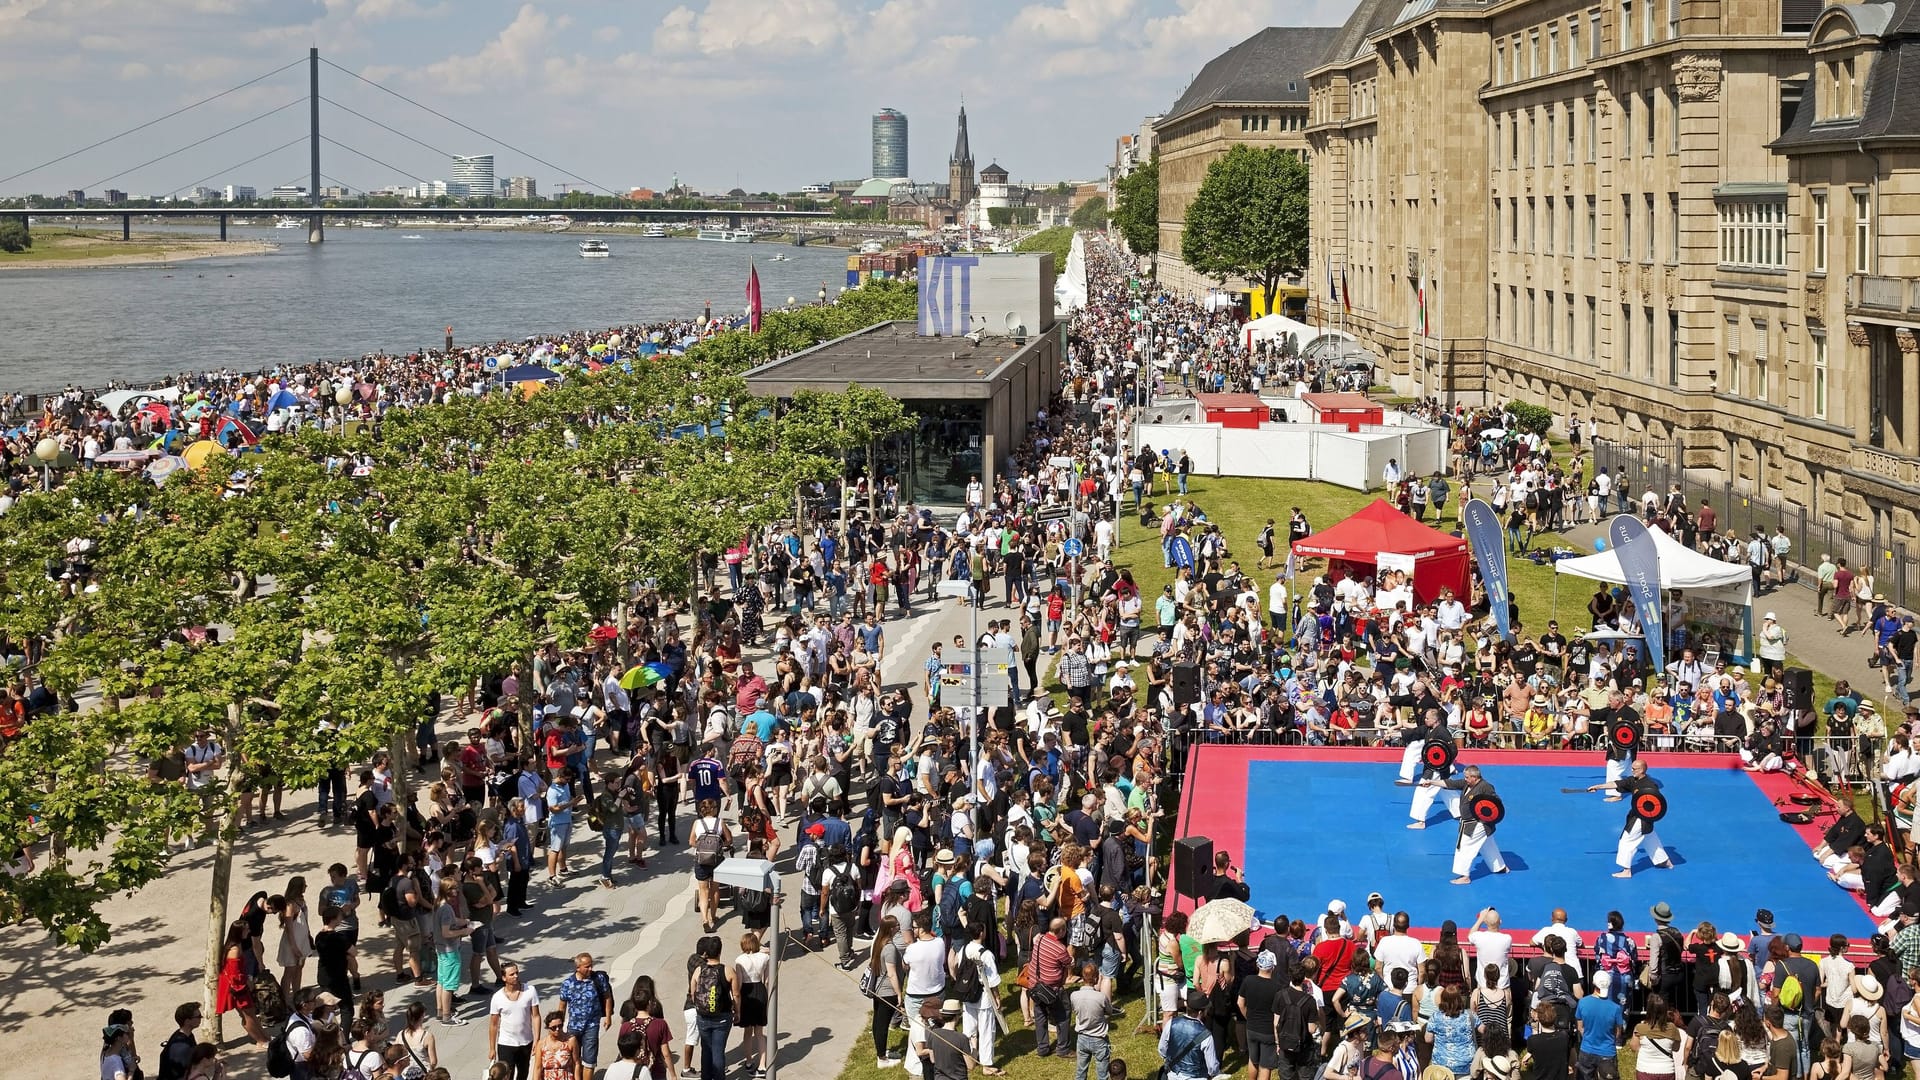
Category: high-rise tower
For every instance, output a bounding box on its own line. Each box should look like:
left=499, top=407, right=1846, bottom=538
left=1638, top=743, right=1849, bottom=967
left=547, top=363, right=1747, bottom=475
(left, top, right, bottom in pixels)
left=872, top=108, right=909, bottom=180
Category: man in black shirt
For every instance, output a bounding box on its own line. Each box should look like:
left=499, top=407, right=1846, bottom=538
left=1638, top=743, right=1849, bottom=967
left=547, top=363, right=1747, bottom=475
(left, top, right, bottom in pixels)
left=1539, top=622, right=1569, bottom=681
left=1587, top=759, right=1672, bottom=878
left=1209, top=850, right=1252, bottom=902
left=1239, top=951, right=1284, bottom=1080
left=1442, top=765, right=1508, bottom=884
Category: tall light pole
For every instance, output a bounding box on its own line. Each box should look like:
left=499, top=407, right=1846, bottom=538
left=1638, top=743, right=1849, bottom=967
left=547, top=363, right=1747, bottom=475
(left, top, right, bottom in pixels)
left=936, top=579, right=981, bottom=780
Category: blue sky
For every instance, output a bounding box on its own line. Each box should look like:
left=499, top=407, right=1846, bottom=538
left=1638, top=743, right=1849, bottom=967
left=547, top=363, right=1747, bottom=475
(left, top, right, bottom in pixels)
left=0, top=0, right=1358, bottom=198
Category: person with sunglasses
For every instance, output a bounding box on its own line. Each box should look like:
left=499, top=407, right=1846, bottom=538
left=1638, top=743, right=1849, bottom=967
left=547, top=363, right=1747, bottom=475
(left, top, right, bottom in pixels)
left=535, top=1012, right=583, bottom=1080
left=157, top=1002, right=201, bottom=1080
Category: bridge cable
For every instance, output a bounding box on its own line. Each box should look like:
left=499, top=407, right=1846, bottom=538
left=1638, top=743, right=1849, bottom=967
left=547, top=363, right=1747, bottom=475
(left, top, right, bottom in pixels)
left=319, top=58, right=619, bottom=195
left=167, top=137, right=309, bottom=199
left=320, top=97, right=456, bottom=160
left=83, top=97, right=307, bottom=192
left=318, top=136, right=430, bottom=185
left=0, top=57, right=305, bottom=187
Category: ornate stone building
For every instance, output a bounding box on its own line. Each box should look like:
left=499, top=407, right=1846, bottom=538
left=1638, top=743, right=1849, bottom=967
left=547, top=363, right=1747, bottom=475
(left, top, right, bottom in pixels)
left=1153, top=27, right=1342, bottom=300
left=1302, top=0, right=1920, bottom=551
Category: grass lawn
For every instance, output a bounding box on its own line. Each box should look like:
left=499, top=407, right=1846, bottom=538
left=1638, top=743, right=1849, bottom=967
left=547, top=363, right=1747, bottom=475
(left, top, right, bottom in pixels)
left=836, top=982, right=1173, bottom=1080
left=0, top=227, right=210, bottom=263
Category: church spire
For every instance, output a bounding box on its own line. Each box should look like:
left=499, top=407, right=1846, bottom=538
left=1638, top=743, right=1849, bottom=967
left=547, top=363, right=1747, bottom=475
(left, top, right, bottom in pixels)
left=950, top=104, right=973, bottom=168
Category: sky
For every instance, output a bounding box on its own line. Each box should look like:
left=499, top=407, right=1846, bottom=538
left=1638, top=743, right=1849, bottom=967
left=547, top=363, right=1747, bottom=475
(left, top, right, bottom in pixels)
left=0, top=0, right=1360, bottom=198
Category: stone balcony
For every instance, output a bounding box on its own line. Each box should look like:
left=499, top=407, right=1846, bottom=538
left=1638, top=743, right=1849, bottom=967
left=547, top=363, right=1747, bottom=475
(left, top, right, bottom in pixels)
left=1853, top=445, right=1920, bottom=488
left=1847, top=273, right=1920, bottom=315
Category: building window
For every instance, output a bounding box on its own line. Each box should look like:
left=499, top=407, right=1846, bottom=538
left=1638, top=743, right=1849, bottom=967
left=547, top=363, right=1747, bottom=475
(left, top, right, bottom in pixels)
left=1667, top=0, right=1679, bottom=37
left=1511, top=114, right=1520, bottom=167
left=1528, top=111, right=1537, bottom=166
left=1566, top=292, right=1576, bottom=357
left=1587, top=195, right=1598, bottom=254
left=1620, top=94, right=1632, bottom=159
left=1528, top=198, right=1537, bottom=251
left=1668, top=192, right=1680, bottom=263
left=1810, top=190, right=1827, bottom=274
left=1511, top=199, right=1520, bottom=248
left=1621, top=0, right=1634, bottom=49
left=1620, top=304, right=1633, bottom=370
left=1493, top=286, right=1503, bottom=340
left=1586, top=98, right=1598, bottom=160
left=1496, top=44, right=1505, bottom=84
left=1751, top=318, right=1769, bottom=401
left=1645, top=193, right=1656, bottom=261
left=1493, top=199, right=1502, bottom=250
left=1570, top=18, right=1581, bottom=63
left=1590, top=10, right=1602, bottom=58
left=1546, top=110, right=1556, bottom=166
left=1565, top=103, right=1576, bottom=162
left=1528, top=289, right=1537, bottom=345
left=1545, top=195, right=1556, bottom=253
left=1587, top=296, right=1598, bottom=359
left=1853, top=187, right=1872, bottom=272
left=1725, top=315, right=1741, bottom=394
left=1621, top=194, right=1632, bottom=260
left=1716, top=199, right=1787, bottom=270
left=1644, top=90, right=1656, bottom=154
left=1548, top=27, right=1560, bottom=72
left=1492, top=116, right=1501, bottom=169
left=1643, top=0, right=1655, bottom=48
left=1530, top=31, right=1540, bottom=77
left=1667, top=311, right=1680, bottom=383
left=1671, top=88, right=1681, bottom=153
left=1811, top=330, right=1828, bottom=419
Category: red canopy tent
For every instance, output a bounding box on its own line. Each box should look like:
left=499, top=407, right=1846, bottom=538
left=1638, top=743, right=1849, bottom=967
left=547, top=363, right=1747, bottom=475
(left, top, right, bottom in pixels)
left=1290, top=498, right=1471, bottom=603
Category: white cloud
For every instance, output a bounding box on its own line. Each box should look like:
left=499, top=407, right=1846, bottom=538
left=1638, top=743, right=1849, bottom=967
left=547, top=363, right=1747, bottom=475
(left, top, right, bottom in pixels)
left=1012, top=0, right=1135, bottom=44
left=592, top=24, right=620, bottom=42
left=118, top=61, right=150, bottom=79
left=652, top=0, right=849, bottom=57
left=353, top=0, right=449, bottom=19
left=419, top=3, right=570, bottom=93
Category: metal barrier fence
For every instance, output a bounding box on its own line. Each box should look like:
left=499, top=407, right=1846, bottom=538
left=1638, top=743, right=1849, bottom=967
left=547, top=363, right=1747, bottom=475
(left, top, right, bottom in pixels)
left=1592, top=440, right=1916, bottom=612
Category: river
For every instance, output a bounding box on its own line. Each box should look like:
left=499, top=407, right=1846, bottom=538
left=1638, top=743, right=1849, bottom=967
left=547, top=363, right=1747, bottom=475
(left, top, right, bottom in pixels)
left=0, top=225, right=858, bottom=392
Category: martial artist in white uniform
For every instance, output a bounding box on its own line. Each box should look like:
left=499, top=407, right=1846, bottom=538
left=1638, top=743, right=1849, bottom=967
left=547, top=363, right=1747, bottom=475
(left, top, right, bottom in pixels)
left=1589, top=759, right=1672, bottom=878
left=1593, top=693, right=1641, bottom=794
left=1442, top=766, right=1508, bottom=883
left=1408, top=734, right=1463, bottom=828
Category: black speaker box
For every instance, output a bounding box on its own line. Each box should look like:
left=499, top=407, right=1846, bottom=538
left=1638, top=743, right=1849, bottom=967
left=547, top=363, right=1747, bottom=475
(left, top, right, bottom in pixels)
left=1172, top=662, right=1202, bottom=707
left=1172, top=834, right=1214, bottom=899
left=1786, top=667, right=1815, bottom=712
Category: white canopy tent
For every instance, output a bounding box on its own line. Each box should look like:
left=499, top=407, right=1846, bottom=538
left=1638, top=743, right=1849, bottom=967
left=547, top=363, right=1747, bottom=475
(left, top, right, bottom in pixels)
left=1244, top=314, right=1343, bottom=353
left=1552, top=519, right=1752, bottom=590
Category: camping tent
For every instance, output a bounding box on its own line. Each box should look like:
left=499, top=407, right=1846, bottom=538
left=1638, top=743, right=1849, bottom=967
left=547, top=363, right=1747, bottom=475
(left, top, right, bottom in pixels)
left=1552, top=520, right=1752, bottom=590
left=1290, top=498, right=1471, bottom=603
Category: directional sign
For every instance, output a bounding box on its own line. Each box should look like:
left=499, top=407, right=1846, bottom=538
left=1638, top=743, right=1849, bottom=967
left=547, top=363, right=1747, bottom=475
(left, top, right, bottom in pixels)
left=1062, top=537, right=1085, bottom=558
left=937, top=661, right=1013, bottom=704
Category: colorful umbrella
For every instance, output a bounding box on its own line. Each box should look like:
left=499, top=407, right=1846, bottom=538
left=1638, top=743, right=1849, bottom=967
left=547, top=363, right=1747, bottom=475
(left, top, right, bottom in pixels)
left=144, top=455, right=190, bottom=485
left=618, top=662, right=671, bottom=691
left=96, top=448, right=159, bottom=466
left=136, top=402, right=173, bottom=427
left=1187, top=898, right=1257, bottom=944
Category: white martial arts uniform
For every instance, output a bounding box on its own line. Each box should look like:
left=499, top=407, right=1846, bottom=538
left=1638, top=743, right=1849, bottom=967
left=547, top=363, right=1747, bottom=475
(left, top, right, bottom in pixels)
left=1616, top=816, right=1671, bottom=871
left=1451, top=782, right=1508, bottom=878
left=1412, top=775, right=1463, bottom=824
left=1399, top=739, right=1423, bottom=783
left=1605, top=752, right=1635, bottom=786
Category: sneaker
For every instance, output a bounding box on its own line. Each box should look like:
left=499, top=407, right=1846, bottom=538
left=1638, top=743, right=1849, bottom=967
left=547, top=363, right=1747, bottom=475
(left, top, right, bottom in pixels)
left=441, top=1015, right=469, bottom=1026
left=877, top=1059, right=899, bottom=1070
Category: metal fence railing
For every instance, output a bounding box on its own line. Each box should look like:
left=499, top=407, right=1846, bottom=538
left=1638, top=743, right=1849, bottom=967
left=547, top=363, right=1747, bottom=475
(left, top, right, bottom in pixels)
left=1592, top=440, right=1915, bottom=612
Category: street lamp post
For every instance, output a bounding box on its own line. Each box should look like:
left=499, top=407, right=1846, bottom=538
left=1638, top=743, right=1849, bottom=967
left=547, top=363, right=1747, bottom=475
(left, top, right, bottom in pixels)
left=936, top=579, right=981, bottom=781
left=33, top=437, right=60, bottom=491
left=819, top=284, right=828, bottom=306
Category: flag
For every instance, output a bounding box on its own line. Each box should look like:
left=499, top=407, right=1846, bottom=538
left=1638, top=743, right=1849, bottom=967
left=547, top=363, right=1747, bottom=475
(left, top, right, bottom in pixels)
left=1610, top=515, right=1667, bottom=673
left=1461, top=499, right=1512, bottom=643
left=1417, top=273, right=1428, bottom=338
left=1328, top=257, right=1338, bottom=309
left=746, top=262, right=763, bottom=334
left=1340, top=269, right=1351, bottom=313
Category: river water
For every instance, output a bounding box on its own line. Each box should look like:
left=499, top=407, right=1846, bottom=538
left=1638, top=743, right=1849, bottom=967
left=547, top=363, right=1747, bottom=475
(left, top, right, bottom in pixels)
left=0, top=226, right=858, bottom=392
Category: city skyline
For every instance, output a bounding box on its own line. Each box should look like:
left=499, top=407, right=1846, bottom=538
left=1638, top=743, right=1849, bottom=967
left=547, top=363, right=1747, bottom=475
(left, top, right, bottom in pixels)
left=0, top=0, right=1361, bottom=198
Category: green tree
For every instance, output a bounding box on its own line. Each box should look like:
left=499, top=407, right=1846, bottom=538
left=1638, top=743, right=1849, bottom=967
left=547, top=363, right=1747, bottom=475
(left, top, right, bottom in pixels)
left=1181, top=145, right=1309, bottom=306
left=1111, top=157, right=1158, bottom=255
left=0, top=220, right=31, bottom=252
left=1070, top=196, right=1108, bottom=229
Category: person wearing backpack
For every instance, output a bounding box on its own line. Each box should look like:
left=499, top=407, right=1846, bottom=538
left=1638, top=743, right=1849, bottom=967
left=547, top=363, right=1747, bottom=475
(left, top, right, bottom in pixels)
left=1274, top=962, right=1324, bottom=1080
left=156, top=1002, right=200, bottom=1080
left=1765, top=935, right=1822, bottom=1076
left=267, top=987, right=337, bottom=1080
left=949, top=922, right=1003, bottom=1074
left=689, top=936, right=738, bottom=1080
left=820, top=844, right=862, bottom=969
left=689, top=798, right=732, bottom=934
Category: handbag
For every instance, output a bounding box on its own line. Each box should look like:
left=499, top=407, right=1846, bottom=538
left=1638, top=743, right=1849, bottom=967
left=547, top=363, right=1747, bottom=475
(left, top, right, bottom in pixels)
left=1870, top=654, right=1886, bottom=669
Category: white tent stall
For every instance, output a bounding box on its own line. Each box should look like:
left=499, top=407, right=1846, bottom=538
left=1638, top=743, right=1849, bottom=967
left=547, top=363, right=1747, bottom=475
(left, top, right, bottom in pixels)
left=1553, top=516, right=1756, bottom=662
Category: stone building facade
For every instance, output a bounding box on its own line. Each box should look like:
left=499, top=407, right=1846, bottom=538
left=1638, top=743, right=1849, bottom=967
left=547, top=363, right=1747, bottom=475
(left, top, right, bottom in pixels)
left=1153, top=27, right=1342, bottom=299
left=1302, top=0, right=1920, bottom=551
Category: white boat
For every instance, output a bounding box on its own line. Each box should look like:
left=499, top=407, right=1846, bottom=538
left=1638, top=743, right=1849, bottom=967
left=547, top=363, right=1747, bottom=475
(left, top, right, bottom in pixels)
left=769, top=253, right=790, bottom=262
left=696, top=228, right=755, bottom=243
left=274, top=217, right=303, bottom=229
left=644, top=224, right=668, bottom=238
left=401, top=234, right=424, bottom=240
left=859, top=239, right=885, bottom=254
left=578, top=239, right=611, bottom=258
left=356, top=220, right=386, bottom=228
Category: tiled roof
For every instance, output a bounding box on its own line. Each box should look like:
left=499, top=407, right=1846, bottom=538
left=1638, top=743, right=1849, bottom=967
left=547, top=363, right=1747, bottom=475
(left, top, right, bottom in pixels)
left=1161, top=26, right=1344, bottom=123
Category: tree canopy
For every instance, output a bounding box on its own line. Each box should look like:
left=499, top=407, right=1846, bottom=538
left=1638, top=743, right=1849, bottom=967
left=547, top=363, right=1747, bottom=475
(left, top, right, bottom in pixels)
left=1180, top=146, right=1308, bottom=305
left=1069, top=196, right=1108, bottom=230
left=1110, top=157, right=1158, bottom=256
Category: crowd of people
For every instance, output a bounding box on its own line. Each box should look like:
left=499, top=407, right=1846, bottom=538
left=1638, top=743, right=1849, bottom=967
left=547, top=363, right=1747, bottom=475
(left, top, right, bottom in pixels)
left=75, top=231, right=1920, bottom=1080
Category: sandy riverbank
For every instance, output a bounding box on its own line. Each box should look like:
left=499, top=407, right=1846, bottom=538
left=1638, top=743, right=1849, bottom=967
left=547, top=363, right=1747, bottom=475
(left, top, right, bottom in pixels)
left=0, top=231, right=278, bottom=270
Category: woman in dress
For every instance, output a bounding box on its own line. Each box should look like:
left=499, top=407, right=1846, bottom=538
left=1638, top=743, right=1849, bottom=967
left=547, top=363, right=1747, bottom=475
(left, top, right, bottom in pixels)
left=1594, top=911, right=1637, bottom=1005
left=736, top=933, right=774, bottom=1080
left=535, top=1011, right=583, bottom=1080
left=313, top=901, right=355, bottom=1015
left=214, top=919, right=269, bottom=1047
left=272, top=875, right=312, bottom=997
left=1425, top=986, right=1477, bottom=1079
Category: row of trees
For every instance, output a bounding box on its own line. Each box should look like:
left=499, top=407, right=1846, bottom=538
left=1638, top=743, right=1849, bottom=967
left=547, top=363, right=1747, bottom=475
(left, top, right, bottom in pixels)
left=0, top=280, right=918, bottom=1037
left=1108, top=146, right=1310, bottom=306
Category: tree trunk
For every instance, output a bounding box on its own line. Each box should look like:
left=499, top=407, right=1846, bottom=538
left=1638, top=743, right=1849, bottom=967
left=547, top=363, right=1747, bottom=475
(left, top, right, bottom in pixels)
left=838, top=449, right=849, bottom=541
left=197, top=713, right=245, bottom=1044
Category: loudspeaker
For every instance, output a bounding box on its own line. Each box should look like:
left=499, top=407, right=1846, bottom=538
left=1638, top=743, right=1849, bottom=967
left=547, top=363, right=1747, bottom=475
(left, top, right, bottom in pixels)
left=1172, top=662, right=1202, bottom=707
left=1172, top=835, right=1214, bottom=899
left=1786, top=667, right=1815, bottom=712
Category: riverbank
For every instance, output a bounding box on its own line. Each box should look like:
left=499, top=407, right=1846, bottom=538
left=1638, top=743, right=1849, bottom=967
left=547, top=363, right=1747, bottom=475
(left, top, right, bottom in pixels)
left=0, top=229, right=277, bottom=270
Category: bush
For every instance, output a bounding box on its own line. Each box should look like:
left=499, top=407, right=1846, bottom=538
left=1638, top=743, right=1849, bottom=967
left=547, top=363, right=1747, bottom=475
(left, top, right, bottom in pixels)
left=0, top=220, right=31, bottom=253
left=1505, top=401, right=1553, bottom=435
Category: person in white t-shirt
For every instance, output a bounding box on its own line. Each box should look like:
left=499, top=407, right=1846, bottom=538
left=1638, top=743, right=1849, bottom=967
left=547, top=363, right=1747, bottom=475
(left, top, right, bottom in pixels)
left=488, top=962, right=541, bottom=1076
left=1530, top=910, right=1581, bottom=960
left=1373, top=913, right=1426, bottom=989
left=1468, top=907, right=1513, bottom=988
left=1354, top=893, right=1393, bottom=949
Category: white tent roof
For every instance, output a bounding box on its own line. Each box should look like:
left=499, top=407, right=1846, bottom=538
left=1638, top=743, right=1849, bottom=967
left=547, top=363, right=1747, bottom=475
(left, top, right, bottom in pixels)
left=1553, top=517, right=1753, bottom=590
left=1245, top=314, right=1338, bottom=349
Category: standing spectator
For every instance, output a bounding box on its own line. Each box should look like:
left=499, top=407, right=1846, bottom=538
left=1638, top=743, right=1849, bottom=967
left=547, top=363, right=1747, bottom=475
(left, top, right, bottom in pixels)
left=1028, top=918, right=1074, bottom=1058
left=1158, top=990, right=1221, bottom=1080
left=689, top=936, right=737, bottom=1080
left=488, top=962, right=541, bottom=1080
left=156, top=1002, right=201, bottom=1080
left=1072, top=961, right=1114, bottom=1080
left=557, top=952, right=615, bottom=1072
left=1574, top=971, right=1626, bottom=1080
left=868, top=915, right=908, bottom=1068
left=904, top=914, right=949, bottom=1078
left=431, top=868, right=471, bottom=1025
